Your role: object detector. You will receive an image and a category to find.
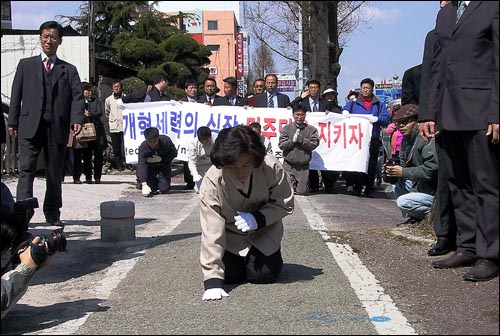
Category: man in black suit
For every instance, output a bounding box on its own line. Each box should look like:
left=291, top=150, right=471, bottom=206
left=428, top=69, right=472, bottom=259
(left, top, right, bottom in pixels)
left=401, top=64, right=422, bottom=106
left=197, top=78, right=224, bottom=106
left=419, top=1, right=499, bottom=282
left=178, top=79, right=199, bottom=189
left=8, top=21, right=85, bottom=227
left=253, top=74, right=291, bottom=108
left=179, top=79, right=199, bottom=103
left=218, top=77, right=248, bottom=106
left=122, top=73, right=169, bottom=103
left=420, top=3, right=457, bottom=258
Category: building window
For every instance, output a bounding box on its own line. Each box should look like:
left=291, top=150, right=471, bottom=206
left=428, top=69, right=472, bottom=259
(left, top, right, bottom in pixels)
left=207, top=20, right=218, bottom=31
left=207, top=45, right=220, bottom=52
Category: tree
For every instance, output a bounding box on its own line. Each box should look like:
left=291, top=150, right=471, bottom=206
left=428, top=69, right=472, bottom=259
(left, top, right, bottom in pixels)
left=252, top=42, right=275, bottom=79
left=244, top=1, right=370, bottom=90
left=58, top=1, right=211, bottom=94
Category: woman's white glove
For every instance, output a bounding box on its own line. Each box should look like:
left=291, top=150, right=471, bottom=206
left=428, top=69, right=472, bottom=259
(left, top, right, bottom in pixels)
left=342, top=110, right=350, bottom=118
left=192, top=173, right=203, bottom=182
left=368, top=115, right=378, bottom=123
left=234, top=211, right=258, bottom=233
left=202, top=288, right=229, bottom=301
left=142, top=182, right=152, bottom=196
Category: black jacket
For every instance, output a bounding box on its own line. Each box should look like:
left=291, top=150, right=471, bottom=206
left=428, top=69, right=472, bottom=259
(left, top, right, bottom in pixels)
left=137, top=135, right=178, bottom=182
left=122, top=85, right=169, bottom=103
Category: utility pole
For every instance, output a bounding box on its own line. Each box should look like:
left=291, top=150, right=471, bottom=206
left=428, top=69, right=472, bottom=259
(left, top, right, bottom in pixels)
left=298, top=9, right=304, bottom=92
left=88, top=1, right=96, bottom=85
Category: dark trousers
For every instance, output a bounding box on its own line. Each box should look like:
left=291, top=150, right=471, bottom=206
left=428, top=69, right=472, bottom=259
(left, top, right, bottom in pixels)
left=72, top=148, right=86, bottom=181
left=182, top=161, right=194, bottom=187
left=110, top=132, right=125, bottom=170
left=433, top=135, right=456, bottom=244
left=82, top=141, right=103, bottom=181
left=322, top=170, right=340, bottom=193
left=441, top=130, right=499, bottom=261
left=365, top=139, right=381, bottom=193
left=309, top=170, right=320, bottom=190
left=17, top=123, right=66, bottom=220
left=223, top=246, right=283, bottom=284
left=146, top=166, right=172, bottom=193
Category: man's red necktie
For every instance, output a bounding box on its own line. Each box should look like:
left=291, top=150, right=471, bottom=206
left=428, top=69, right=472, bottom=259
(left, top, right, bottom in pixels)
left=45, top=58, right=52, bottom=73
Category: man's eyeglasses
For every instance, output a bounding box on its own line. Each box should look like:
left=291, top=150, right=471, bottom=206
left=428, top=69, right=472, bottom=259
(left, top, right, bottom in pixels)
left=41, top=34, right=59, bottom=42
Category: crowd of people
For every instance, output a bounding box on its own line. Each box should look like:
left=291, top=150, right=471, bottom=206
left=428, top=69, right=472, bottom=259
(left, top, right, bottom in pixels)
left=1, top=0, right=498, bottom=314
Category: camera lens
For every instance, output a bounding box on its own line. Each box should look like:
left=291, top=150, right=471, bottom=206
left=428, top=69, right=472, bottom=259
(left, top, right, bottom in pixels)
left=42, top=229, right=67, bottom=254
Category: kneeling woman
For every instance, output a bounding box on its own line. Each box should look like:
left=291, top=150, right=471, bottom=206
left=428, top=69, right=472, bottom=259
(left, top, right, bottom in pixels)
left=199, top=125, right=294, bottom=301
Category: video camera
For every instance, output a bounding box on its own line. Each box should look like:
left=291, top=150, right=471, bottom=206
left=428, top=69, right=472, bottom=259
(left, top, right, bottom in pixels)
left=383, top=157, right=401, bottom=184
left=1, top=182, right=67, bottom=274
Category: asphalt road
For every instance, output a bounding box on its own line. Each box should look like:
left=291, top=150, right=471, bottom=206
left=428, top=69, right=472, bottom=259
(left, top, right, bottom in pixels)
left=1, top=170, right=498, bottom=335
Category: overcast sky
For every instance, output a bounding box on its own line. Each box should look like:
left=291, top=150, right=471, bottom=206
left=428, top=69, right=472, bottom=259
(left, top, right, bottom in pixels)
left=10, top=1, right=440, bottom=103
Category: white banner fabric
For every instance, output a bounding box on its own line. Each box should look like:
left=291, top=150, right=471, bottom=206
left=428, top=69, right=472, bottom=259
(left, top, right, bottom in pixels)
left=120, top=101, right=373, bottom=173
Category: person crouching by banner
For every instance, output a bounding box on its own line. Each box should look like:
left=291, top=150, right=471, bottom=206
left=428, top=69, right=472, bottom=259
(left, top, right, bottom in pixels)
left=137, top=127, right=177, bottom=197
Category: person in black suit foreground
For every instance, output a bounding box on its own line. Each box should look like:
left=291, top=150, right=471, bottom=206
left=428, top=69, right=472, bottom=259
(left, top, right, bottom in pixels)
left=253, top=74, right=291, bottom=108
left=419, top=0, right=457, bottom=258
left=8, top=21, right=84, bottom=227
left=419, top=1, right=499, bottom=282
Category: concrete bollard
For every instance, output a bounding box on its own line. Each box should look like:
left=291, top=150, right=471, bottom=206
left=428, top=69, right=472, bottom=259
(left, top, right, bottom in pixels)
left=100, top=201, right=136, bottom=242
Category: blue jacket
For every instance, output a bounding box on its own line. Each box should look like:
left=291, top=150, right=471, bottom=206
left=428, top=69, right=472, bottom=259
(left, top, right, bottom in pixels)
left=342, top=96, right=391, bottom=140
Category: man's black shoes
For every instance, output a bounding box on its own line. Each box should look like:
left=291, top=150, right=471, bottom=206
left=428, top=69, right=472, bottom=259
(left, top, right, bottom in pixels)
left=46, top=218, right=65, bottom=227
left=428, top=239, right=454, bottom=256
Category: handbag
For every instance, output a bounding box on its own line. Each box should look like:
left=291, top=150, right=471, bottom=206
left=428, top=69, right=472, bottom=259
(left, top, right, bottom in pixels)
left=76, top=122, right=97, bottom=142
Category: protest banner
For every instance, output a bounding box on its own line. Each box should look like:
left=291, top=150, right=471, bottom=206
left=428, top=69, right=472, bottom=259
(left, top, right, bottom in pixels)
left=120, top=101, right=373, bottom=173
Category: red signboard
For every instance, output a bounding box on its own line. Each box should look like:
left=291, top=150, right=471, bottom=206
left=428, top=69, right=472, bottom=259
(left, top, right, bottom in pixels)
left=235, top=33, right=244, bottom=77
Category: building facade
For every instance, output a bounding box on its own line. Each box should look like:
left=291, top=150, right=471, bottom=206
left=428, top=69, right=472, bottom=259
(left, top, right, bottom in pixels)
left=166, top=7, right=249, bottom=95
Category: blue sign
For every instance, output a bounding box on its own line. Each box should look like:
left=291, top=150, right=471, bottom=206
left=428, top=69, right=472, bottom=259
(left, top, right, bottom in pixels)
left=375, top=89, right=402, bottom=105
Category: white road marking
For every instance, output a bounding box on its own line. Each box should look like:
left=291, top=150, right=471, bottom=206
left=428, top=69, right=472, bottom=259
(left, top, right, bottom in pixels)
left=296, top=195, right=418, bottom=335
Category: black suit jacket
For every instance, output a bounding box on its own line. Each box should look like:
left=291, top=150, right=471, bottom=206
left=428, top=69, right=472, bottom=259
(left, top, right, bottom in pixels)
left=290, top=96, right=331, bottom=112
left=180, top=96, right=199, bottom=103
left=423, top=1, right=499, bottom=130
left=253, top=92, right=291, bottom=108
left=402, top=64, right=422, bottom=105
left=122, top=85, right=169, bottom=103
left=197, top=94, right=223, bottom=105
left=216, top=95, right=249, bottom=107
left=419, top=29, right=438, bottom=120
left=8, top=56, right=84, bottom=145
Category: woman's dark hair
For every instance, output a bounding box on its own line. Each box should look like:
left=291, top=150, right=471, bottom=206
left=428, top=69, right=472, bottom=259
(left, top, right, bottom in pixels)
left=210, top=125, right=266, bottom=169
left=81, top=81, right=92, bottom=91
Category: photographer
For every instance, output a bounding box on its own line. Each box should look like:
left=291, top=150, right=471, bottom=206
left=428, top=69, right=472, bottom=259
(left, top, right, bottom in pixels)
left=1, top=227, right=50, bottom=319
left=383, top=104, right=438, bottom=226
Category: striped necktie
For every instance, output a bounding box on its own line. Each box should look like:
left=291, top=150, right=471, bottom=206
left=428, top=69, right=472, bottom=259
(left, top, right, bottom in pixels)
left=456, top=1, right=466, bottom=23
left=312, top=101, right=318, bottom=112
left=44, top=57, right=52, bottom=73
left=268, top=95, right=274, bottom=108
